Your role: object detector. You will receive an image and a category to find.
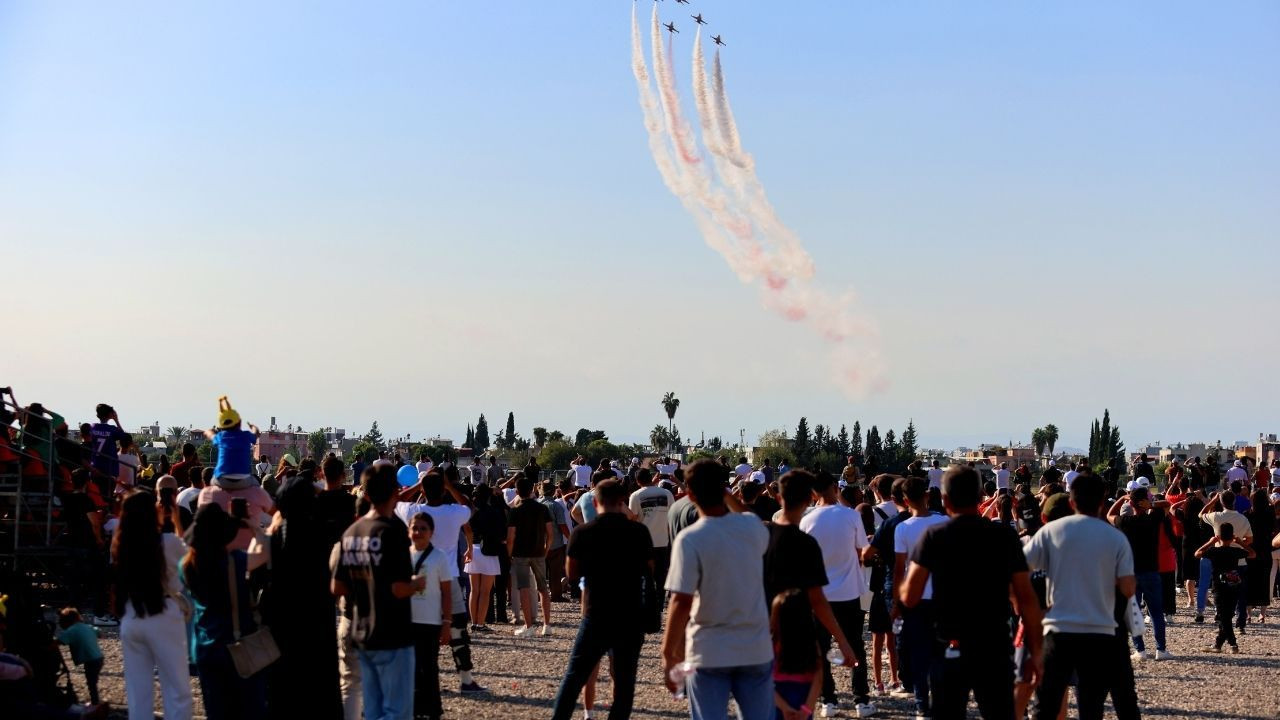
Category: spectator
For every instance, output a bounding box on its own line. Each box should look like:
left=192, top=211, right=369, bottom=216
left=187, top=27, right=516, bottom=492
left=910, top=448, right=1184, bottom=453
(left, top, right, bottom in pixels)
left=176, top=466, right=205, bottom=516
left=508, top=475, right=554, bottom=637
left=796, top=470, right=872, bottom=717
left=663, top=460, right=773, bottom=720
left=1194, top=522, right=1253, bottom=653
left=416, top=451, right=435, bottom=478
left=464, top=484, right=506, bottom=631
left=396, top=470, right=485, bottom=694
left=1108, top=487, right=1173, bottom=660
left=170, top=444, right=201, bottom=494
left=540, top=481, right=573, bottom=602
left=63, top=470, right=110, bottom=627
left=408, top=512, right=453, bottom=720
left=1024, top=474, right=1137, bottom=720
left=926, top=461, right=944, bottom=491
left=115, top=491, right=193, bottom=720
left=629, top=468, right=675, bottom=587
left=1197, top=491, right=1253, bottom=629
left=900, top=465, right=1043, bottom=719
left=56, top=608, right=104, bottom=706
left=331, top=465, right=424, bottom=720
left=891, top=475, right=949, bottom=718
left=769, top=589, right=823, bottom=720
left=862, top=477, right=909, bottom=698
left=551, top=478, right=653, bottom=720
left=257, top=476, right=341, bottom=719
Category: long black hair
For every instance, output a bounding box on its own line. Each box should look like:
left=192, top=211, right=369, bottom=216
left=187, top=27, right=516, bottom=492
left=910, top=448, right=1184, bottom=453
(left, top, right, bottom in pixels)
left=771, top=589, right=820, bottom=675
left=112, top=491, right=168, bottom=618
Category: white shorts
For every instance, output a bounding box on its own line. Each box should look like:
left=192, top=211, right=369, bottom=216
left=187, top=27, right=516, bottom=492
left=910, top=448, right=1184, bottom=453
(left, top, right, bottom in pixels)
left=463, top=544, right=501, bottom=576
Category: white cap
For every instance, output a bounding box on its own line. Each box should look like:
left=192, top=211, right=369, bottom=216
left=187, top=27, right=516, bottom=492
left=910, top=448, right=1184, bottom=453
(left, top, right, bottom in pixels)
left=1137, top=477, right=1151, bottom=487
left=610, top=460, right=619, bottom=467
left=1234, top=459, right=1243, bottom=467
left=1126, top=480, right=1140, bottom=492
left=750, top=470, right=766, bottom=484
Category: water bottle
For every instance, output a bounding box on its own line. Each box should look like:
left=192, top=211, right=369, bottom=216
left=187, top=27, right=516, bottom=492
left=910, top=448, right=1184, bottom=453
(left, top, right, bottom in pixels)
left=892, top=617, right=904, bottom=635
left=668, top=661, right=695, bottom=700
left=826, top=647, right=845, bottom=666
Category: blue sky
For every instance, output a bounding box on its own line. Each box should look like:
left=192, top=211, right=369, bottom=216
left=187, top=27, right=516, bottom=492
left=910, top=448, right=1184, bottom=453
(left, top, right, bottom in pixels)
left=2, top=1, right=1277, bottom=449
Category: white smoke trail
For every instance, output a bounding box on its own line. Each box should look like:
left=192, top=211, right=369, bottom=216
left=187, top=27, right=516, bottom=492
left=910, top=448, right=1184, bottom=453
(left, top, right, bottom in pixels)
left=633, top=8, right=884, bottom=395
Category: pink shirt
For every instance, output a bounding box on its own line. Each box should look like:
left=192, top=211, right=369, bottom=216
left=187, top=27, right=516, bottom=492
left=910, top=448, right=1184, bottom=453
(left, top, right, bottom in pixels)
left=197, top=484, right=274, bottom=551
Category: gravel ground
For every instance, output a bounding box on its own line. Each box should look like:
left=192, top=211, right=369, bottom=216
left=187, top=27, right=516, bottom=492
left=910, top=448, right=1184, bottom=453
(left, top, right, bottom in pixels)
left=75, top=598, right=1279, bottom=720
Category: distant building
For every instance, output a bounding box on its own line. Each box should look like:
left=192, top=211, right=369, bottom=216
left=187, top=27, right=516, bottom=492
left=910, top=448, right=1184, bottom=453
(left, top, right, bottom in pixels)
left=1255, top=434, right=1279, bottom=467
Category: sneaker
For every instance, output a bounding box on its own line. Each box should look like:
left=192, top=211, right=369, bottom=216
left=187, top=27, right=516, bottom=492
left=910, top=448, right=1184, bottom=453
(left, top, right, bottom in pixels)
left=1194, top=614, right=1205, bottom=624
left=1200, top=646, right=1222, bottom=653
left=873, top=683, right=886, bottom=696
left=513, top=625, right=534, bottom=637
left=539, top=624, right=552, bottom=637
left=915, top=714, right=929, bottom=720
left=1229, top=645, right=1240, bottom=654
left=1154, top=650, right=1174, bottom=661
left=92, top=614, right=118, bottom=628
left=459, top=681, right=488, bottom=694
left=819, top=703, right=840, bottom=718
left=854, top=703, right=877, bottom=718
left=888, top=683, right=912, bottom=698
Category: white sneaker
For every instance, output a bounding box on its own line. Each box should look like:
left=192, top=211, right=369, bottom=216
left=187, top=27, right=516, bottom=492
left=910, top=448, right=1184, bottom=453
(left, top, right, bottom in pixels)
left=513, top=625, right=534, bottom=637
left=1154, top=650, right=1174, bottom=661
left=1129, top=650, right=1144, bottom=663
left=539, top=624, right=552, bottom=637
left=819, top=703, right=840, bottom=718
left=855, top=702, right=877, bottom=718
left=888, top=683, right=912, bottom=698
left=92, top=614, right=119, bottom=628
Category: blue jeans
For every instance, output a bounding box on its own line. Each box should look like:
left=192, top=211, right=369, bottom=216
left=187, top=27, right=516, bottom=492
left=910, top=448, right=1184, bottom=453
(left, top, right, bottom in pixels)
left=1130, top=572, right=1166, bottom=653
left=1196, top=557, right=1212, bottom=614
left=901, top=601, right=938, bottom=716
left=687, top=660, right=774, bottom=720
left=358, top=646, right=415, bottom=720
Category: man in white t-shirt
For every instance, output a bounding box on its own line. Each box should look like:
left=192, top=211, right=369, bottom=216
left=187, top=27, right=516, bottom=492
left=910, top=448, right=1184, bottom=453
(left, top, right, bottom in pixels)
left=733, top=456, right=753, bottom=481
left=629, top=468, right=676, bottom=584
left=395, top=470, right=485, bottom=693
left=1063, top=462, right=1081, bottom=491
left=654, top=456, right=678, bottom=479
left=926, top=460, right=944, bottom=490
left=892, top=475, right=949, bottom=718
left=662, top=460, right=773, bottom=719
left=415, top=452, right=435, bottom=478
left=994, top=462, right=1011, bottom=491
left=871, top=473, right=898, bottom=531
left=570, top=457, right=593, bottom=489
left=800, top=471, right=874, bottom=715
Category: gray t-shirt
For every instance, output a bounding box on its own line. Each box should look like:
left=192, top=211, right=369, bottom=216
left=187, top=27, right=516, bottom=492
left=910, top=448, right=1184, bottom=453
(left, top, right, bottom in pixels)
left=1024, top=515, right=1134, bottom=636
left=539, top=496, right=571, bottom=550
left=666, top=512, right=772, bottom=669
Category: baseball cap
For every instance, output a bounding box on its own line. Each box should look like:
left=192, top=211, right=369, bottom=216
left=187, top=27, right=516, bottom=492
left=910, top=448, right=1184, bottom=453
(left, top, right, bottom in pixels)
left=1137, top=477, right=1151, bottom=488
left=1126, top=480, right=1140, bottom=492
left=750, top=470, right=766, bottom=484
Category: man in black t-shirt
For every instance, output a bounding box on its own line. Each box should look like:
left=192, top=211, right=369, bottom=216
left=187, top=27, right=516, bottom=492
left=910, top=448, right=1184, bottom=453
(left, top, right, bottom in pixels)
left=508, top=475, right=554, bottom=635
left=1193, top=522, right=1254, bottom=653
left=63, top=469, right=108, bottom=622
left=1108, top=487, right=1172, bottom=659
left=903, top=465, right=1043, bottom=720
left=317, top=456, right=359, bottom=549
left=550, top=479, right=653, bottom=720
left=331, top=465, right=425, bottom=720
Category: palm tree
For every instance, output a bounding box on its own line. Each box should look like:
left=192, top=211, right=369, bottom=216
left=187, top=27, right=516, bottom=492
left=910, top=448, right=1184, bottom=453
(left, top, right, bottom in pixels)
left=661, top=392, right=680, bottom=434
left=167, top=425, right=189, bottom=442
left=1043, top=424, right=1060, bottom=456
left=1031, top=428, right=1047, bottom=457
left=650, top=424, right=670, bottom=452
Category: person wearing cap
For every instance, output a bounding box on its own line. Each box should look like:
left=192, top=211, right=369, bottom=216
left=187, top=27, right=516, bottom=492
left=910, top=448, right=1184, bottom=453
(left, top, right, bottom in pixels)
left=1108, top=487, right=1173, bottom=660
left=1041, top=461, right=1062, bottom=488
left=1224, top=459, right=1248, bottom=491
left=200, top=397, right=259, bottom=490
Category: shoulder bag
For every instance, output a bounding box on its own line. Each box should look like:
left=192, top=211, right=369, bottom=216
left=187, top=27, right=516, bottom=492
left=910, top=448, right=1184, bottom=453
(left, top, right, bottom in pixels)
left=226, top=554, right=280, bottom=678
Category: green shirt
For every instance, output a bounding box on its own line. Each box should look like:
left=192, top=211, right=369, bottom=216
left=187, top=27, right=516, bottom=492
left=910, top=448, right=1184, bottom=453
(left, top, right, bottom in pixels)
left=58, top=622, right=103, bottom=665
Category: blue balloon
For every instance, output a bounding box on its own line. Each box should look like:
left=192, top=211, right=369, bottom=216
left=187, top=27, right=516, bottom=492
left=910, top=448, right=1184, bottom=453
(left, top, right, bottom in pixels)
left=396, top=464, right=419, bottom=487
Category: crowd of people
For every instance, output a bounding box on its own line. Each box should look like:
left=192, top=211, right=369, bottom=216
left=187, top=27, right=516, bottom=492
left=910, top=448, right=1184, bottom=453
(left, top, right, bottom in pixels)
left=0, top=391, right=1278, bottom=720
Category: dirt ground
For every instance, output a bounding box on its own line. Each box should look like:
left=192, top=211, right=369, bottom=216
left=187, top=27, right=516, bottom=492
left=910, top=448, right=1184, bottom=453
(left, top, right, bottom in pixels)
left=77, top=597, right=1279, bottom=720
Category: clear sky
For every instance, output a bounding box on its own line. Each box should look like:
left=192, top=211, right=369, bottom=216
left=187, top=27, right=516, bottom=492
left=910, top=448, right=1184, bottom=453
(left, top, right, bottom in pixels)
left=3, top=1, right=1277, bottom=450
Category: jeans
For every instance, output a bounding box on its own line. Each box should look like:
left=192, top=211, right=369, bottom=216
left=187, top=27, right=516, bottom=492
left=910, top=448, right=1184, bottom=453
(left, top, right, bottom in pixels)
left=1037, top=632, right=1138, bottom=720
left=550, top=616, right=644, bottom=720
left=83, top=657, right=103, bottom=705
left=900, top=600, right=937, bottom=716
left=447, top=580, right=474, bottom=674
left=357, top=646, right=415, bottom=720
left=1196, top=557, right=1212, bottom=614
left=817, top=599, right=870, bottom=706
left=337, top=608, right=362, bottom=720
left=197, top=644, right=267, bottom=720
left=412, top=624, right=443, bottom=717
left=1130, top=572, right=1166, bottom=652
left=687, top=660, right=775, bottom=720
left=933, top=642, right=1013, bottom=720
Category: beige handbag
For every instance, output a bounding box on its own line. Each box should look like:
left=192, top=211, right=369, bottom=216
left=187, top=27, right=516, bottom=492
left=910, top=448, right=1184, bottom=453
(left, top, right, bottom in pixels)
left=225, top=555, right=280, bottom=678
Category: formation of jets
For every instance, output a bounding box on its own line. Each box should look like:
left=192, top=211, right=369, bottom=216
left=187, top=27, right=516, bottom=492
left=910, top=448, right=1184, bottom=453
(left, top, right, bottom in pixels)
left=645, top=0, right=726, bottom=45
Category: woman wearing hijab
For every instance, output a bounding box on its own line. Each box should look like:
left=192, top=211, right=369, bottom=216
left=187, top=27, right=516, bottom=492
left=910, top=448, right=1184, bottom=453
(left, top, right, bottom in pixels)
left=258, top=473, right=342, bottom=718
left=180, top=503, right=267, bottom=720
left=113, top=490, right=193, bottom=720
